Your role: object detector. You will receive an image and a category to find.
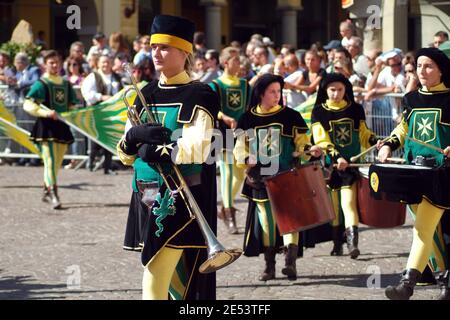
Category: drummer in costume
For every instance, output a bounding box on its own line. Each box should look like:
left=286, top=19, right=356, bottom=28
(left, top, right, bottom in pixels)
left=234, top=74, right=322, bottom=281
left=311, top=73, right=378, bottom=259
left=24, top=50, right=78, bottom=209
left=377, top=47, right=450, bottom=300
left=117, top=15, right=219, bottom=300
left=210, top=46, right=251, bottom=234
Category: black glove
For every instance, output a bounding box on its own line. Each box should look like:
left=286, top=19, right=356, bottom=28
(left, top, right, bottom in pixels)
left=245, top=165, right=265, bottom=190
left=138, top=142, right=176, bottom=164
left=125, top=123, right=172, bottom=146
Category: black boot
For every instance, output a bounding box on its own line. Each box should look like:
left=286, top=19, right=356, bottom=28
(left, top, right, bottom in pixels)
left=259, top=247, right=276, bottom=281
left=49, top=185, right=62, bottom=210
left=330, top=226, right=344, bottom=256
left=436, top=270, right=450, bottom=300
left=224, top=207, right=238, bottom=234
left=385, top=268, right=421, bottom=300
left=417, top=265, right=436, bottom=286
left=282, top=244, right=298, bottom=280
left=345, top=226, right=360, bottom=259
left=42, top=185, right=51, bottom=203
left=217, top=206, right=225, bottom=220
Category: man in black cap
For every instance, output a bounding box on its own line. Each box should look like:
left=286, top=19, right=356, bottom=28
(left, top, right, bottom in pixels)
left=323, top=40, right=343, bottom=71
left=117, top=15, right=220, bottom=300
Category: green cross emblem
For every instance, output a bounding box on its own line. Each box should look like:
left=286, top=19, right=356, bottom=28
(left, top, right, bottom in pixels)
left=227, top=89, right=242, bottom=110
left=412, top=110, right=438, bottom=143
left=54, top=88, right=65, bottom=104
left=332, top=121, right=352, bottom=147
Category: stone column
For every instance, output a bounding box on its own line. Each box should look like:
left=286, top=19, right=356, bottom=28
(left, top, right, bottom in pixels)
left=382, top=0, right=408, bottom=52
left=277, top=0, right=302, bottom=48
left=200, top=0, right=227, bottom=51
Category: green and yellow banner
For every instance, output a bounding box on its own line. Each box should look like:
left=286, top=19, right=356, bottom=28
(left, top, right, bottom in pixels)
left=0, top=116, right=40, bottom=155
left=294, top=93, right=317, bottom=132
left=0, top=100, right=16, bottom=123
left=60, top=82, right=147, bottom=155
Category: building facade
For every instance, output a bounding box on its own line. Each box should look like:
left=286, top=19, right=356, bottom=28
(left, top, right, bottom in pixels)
left=0, top=0, right=449, bottom=55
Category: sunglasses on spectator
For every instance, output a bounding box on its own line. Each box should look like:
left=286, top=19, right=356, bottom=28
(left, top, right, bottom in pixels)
left=69, top=63, right=79, bottom=66
left=405, top=69, right=414, bottom=73
left=388, top=62, right=402, bottom=68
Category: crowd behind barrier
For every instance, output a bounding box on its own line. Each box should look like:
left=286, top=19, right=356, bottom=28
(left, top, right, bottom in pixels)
left=0, top=88, right=404, bottom=163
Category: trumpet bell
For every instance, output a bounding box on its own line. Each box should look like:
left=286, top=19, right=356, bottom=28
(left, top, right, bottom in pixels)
left=199, top=248, right=243, bottom=274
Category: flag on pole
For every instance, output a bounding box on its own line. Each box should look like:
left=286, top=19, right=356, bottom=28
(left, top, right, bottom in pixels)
left=294, top=93, right=317, bottom=132
left=0, top=100, right=16, bottom=123
left=0, top=116, right=40, bottom=155
left=60, top=82, right=147, bottom=155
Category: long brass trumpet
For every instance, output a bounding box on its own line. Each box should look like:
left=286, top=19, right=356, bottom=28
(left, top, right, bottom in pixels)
left=122, top=63, right=242, bottom=274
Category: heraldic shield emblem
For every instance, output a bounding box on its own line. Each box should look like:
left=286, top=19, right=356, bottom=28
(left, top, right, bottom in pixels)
left=331, top=120, right=353, bottom=147
left=54, top=87, right=66, bottom=104
left=227, top=89, right=242, bottom=110
left=412, top=110, right=439, bottom=143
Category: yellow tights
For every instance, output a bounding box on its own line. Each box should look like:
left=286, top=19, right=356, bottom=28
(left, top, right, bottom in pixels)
left=142, top=246, right=183, bottom=300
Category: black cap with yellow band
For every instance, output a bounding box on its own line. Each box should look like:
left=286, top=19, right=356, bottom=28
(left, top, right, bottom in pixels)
left=150, top=15, right=195, bottom=54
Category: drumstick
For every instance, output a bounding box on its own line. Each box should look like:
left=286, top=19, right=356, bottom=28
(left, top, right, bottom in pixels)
left=350, top=137, right=390, bottom=163
left=405, top=136, right=444, bottom=154
left=385, top=157, right=406, bottom=163
left=332, top=163, right=371, bottom=168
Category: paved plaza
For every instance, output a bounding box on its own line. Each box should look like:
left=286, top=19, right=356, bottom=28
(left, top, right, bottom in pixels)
left=0, top=165, right=440, bottom=300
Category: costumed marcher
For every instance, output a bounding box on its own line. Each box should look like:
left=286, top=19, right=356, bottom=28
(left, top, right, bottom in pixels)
left=377, top=47, right=450, bottom=300
left=210, top=46, right=251, bottom=234
left=117, top=15, right=219, bottom=300
left=234, top=74, right=322, bottom=281
left=23, top=50, right=79, bottom=209
left=311, top=73, right=378, bottom=259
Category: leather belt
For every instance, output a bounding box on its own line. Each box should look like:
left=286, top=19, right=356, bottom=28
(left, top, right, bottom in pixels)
left=136, top=173, right=202, bottom=194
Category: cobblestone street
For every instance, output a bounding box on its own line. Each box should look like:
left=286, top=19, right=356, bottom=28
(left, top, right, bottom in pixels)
left=0, top=166, right=439, bottom=300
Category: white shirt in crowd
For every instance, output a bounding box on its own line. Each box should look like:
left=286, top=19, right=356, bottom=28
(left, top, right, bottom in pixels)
left=284, top=69, right=307, bottom=108
left=81, top=70, right=121, bottom=106
left=377, top=66, right=406, bottom=91
left=87, top=45, right=112, bottom=61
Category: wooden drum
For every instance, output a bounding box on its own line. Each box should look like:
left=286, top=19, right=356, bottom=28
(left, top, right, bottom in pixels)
left=357, top=167, right=406, bottom=228
left=264, top=162, right=335, bottom=235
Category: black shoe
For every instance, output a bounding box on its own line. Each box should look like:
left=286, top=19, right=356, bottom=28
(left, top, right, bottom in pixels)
left=49, top=185, right=62, bottom=210
left=436, top=270, right=450, bottom=300
left=42, top=186, right=51, bottom=203
left=385, top=269, right=421, bottom=300
left=29, top=159, right=41, bottom=167
left=17, top=158, right=28, bottom=166
left=104, top=170, right=118, bottom=175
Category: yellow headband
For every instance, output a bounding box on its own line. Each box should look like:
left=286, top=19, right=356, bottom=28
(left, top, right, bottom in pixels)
left=150, top=33, right=193, bottom=54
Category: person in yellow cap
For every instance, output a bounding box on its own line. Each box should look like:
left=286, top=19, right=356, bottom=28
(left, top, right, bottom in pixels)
left=117, top=15, right=219, bottom=300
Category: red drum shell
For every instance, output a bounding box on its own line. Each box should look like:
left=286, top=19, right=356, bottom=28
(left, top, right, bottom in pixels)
left=264, top=163, right=336, bottom=235
left=357, top=168, right=406, bottom=228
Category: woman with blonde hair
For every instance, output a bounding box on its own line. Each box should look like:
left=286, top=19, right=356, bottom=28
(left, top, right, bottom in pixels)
left=117, top=15, right=219, bottom=300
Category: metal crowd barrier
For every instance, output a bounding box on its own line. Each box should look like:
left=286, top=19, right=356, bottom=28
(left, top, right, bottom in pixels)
left=1, top=89, right=405, bottom=164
